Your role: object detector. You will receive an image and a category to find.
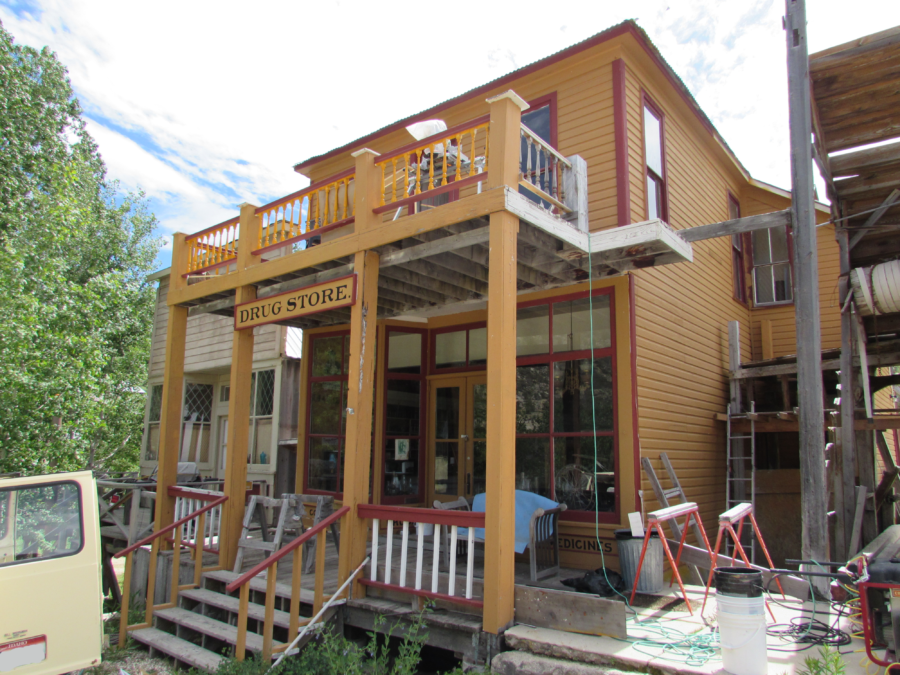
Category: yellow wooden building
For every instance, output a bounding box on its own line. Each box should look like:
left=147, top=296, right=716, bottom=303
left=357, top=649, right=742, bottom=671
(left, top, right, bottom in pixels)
left=143, top=20, right=846, bottom=637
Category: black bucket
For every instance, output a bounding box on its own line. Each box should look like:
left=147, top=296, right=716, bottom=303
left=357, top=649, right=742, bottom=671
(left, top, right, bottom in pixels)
left=614, top=528, right=659, bottom=540
left=714, top=567, right=763, bottom=598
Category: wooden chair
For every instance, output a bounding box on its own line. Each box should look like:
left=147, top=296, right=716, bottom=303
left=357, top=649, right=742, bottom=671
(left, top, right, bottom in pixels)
left=528, top=502, right=567, bottom=582
left=433, top=497, right=471, bottom=569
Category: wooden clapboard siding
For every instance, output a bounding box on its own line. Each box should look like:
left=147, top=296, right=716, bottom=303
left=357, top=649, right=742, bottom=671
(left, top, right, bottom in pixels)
left=149, top=275, right=282, bottom=378
left=623, top=55, right=753, bottom=534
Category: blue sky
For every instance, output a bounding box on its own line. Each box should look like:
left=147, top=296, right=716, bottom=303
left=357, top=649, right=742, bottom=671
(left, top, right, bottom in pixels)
left=1, top=0, right=896, bottom=273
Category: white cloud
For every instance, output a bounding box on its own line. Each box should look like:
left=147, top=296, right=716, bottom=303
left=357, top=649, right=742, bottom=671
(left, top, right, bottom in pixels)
left=2, top=0, right=897, bottom=264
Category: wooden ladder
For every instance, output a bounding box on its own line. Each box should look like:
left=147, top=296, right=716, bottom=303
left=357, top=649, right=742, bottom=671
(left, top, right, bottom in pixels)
left=233, top=495, right=291, bottom=573
left=640, top=452, right=708, bottom=585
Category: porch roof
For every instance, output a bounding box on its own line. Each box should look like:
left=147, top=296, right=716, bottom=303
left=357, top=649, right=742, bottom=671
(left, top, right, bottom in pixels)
left=183, top=200, right=692, bottom=330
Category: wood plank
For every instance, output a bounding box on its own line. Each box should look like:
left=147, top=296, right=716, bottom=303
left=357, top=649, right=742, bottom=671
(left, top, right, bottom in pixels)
left=849, top=189, right=900, bottom=249
left=379, top=227, right=491, bottom=266
left=668, top=540, right=809, bottom=600
left=831, top=142, right=900, bottom=177
left=679, top=209, right=791, bottom=242
left=513, top=585, right=626, bottom=638
left=130, top=627, right=225, bottom=672
left=154, top=607, right=280, bottom=653
left=179, top=588, right=292, bottom=628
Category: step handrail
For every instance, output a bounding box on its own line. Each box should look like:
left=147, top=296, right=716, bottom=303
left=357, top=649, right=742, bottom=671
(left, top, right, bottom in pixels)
left=113, top=489, right=229, bottom=650
left=226, top=505, right=350, bottom=661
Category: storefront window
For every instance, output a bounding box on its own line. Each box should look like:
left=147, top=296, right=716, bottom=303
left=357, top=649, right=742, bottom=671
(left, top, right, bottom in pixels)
left=433, top=325, right=487, bottom=371
left=513, top=291, right=616, bottom=516
left=307, top=333, right=350, bottom=494
left=383, top=329, right=426, bottom=502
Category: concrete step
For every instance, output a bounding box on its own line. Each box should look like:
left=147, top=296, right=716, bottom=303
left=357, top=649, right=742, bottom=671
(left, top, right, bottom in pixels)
left=180, top=587, right=294, bottom=629
left=154, top=606, right=283, bottom=654
left=130, top=627, right=225, bottom=673
left=203, top=569, right=316, bottom=604
left=492, top=651, right=633, bottom=675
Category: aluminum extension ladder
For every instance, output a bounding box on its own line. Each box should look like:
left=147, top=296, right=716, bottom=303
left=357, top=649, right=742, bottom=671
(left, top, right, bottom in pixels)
left=725, top=401, right=757, bottom=562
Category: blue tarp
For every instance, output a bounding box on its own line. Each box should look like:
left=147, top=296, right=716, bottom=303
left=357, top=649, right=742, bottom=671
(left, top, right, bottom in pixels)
left=460, top=490, right=560, bottom=554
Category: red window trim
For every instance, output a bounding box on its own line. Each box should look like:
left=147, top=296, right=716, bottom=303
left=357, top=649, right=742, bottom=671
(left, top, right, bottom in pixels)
left=640, top=91, right=668, bottom=223
left=728, top=193, right=749, bottom=306
left=381, top=326, right=428, bottom=505
left=303, top=329, right=351, bottom=499
left=515, top=287, right=620, bottom=524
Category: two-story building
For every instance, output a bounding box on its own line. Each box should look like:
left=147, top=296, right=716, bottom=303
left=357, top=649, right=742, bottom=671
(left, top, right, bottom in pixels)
left=142, top=20, right=858, bottom=635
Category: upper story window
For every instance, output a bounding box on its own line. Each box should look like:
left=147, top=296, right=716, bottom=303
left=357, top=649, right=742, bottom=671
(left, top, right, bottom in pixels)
left=643, top=99, right=666, bottom=221
left=752, top=226, right=793, bottom=305
left=729, top=197, right=747, bottom=304
left=519, top=99, right=555, bottom=207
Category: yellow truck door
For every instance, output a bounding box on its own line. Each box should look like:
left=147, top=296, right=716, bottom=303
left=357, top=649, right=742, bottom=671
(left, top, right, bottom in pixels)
left=0, top=471, right=102, bottom=675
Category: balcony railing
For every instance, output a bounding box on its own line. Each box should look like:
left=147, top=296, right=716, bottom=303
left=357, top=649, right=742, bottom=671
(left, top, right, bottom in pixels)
left=255, top=169, right=355, bottom=256
left=184, top=217, right=239, bottom=275
left=373, top=116, right=490, bottom=216
left=177, top=109, right=586, bottom=280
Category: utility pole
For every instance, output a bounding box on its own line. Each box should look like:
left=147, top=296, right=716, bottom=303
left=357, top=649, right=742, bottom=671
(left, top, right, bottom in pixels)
left=785, top=0, right=829, bottom=589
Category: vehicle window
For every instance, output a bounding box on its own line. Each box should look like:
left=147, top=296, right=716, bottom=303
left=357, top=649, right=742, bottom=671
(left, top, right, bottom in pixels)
left=0, top=482, right=83, bottom=567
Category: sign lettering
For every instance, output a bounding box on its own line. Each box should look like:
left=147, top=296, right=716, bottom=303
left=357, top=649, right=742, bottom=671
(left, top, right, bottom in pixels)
left=234, top=275, right=356, bottom=330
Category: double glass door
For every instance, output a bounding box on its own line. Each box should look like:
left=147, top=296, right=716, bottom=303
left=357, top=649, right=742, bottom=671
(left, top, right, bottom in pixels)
left=430, top=375, right=486, bottom=504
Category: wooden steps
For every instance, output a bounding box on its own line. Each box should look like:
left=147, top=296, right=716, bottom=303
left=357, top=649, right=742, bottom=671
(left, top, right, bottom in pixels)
left=203, top=569, right=316, bottom=604
left=180, top=587, right=293, bottom=629
left=127, top=570, right=297, bottom=672
left=130, top=627, right=225, bottom=672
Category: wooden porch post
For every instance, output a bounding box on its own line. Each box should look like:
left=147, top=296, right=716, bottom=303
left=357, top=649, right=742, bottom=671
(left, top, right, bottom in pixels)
left=220, top=203, right=261, bottom=568
left=483, top=90, right=526, bottom=634
left=154, top=232, right=189, bottom=532
left=337, top=149, right=381, bottom=593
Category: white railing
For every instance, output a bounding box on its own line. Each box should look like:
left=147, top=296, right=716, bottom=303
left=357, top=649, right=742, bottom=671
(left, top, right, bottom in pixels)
left=172, top=486, right=223, bottom=553
left=357, top=505, right=485, bottom=610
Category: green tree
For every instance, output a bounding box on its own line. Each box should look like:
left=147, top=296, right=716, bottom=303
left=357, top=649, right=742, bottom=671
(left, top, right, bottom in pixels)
left=0, top=22, right=162, bottom=475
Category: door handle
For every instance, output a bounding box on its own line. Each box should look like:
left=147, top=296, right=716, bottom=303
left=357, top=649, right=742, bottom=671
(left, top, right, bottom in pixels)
left=460, top=434, right=469, bottom=440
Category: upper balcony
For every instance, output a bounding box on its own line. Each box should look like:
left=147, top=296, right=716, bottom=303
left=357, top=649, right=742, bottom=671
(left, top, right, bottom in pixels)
left=171, top=92, right=692, bottom=320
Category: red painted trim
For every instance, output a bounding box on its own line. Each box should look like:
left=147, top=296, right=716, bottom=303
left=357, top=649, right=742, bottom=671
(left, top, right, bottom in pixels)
left=251, top=217, right=355, bottom=256
left=358, top=579, right=484, bottom=609
left=372, top=173, right=484, bottom=215
left=181, top=257, right=235, bottom=278
left=295, top=22, right=741, bottom=178
left=226, top=506, right=350, bottom=592
left=185, top=217, right=240, bottom=242
left=358, top=503, right=486, bottom=527
left=233, top=274, right=357, bottom=331
left=613, top=59, right=631, bottom=227
left=640, top=91, right=669, bottom=222
left=255, top=168, right=356, bottom=215
left=376, top=115, right=491, bottom=165
left=629, top=274, right=641, bottom=514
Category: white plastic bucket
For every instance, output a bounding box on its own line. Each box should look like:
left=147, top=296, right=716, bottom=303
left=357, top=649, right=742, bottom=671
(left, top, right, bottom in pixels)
left=716, top=593, right=767, bottom=675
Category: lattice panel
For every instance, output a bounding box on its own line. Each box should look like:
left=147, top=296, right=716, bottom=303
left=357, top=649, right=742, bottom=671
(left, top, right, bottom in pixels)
left=183, top=383, right=213, bottom=422
left=254, top=369, right=275, bottom=417
left=148, top=385, right=163, bottom=422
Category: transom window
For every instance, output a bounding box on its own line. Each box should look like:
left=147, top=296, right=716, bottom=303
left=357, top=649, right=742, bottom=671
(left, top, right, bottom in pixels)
left=432, top=325, right=487, bottom=371
left=514, top=290, right=617, bottom=518
left=752, top=226, right=793, bottom=305
left=306, top=332, right=350, bottom=494
left=643, top=99, right=666, bottom=221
